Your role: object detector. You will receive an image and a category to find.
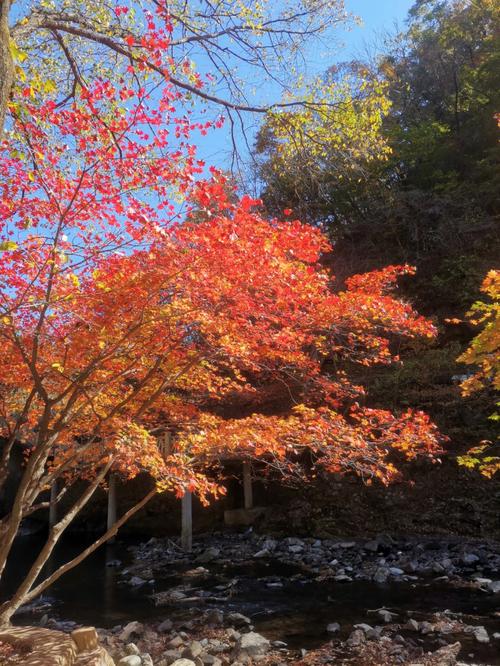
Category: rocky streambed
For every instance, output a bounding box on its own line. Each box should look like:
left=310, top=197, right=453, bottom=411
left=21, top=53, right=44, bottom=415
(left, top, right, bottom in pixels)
left=8, top=531, right=500, bottom=665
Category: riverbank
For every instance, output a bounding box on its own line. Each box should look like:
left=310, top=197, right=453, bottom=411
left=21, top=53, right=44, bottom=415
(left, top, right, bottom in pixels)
left=7, top=531, right=499, bottom=665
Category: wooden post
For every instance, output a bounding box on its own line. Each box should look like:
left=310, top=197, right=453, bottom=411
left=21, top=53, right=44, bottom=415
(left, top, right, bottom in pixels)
left=49, top=480, right=58, bottom=528
left=243, top=461, right=253, bottom=510
left=158, top=430, right=172, bottom=458
left=107, top=473, right=117, bottom=544
left=181, top=491, right=192, bottom=552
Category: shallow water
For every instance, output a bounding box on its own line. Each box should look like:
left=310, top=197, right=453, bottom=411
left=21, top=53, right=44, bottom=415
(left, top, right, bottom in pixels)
left=2, top=533, right=500, bottom=664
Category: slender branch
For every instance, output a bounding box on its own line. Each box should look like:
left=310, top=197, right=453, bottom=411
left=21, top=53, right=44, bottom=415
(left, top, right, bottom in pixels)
left=10, top=487, right=157, bottom=612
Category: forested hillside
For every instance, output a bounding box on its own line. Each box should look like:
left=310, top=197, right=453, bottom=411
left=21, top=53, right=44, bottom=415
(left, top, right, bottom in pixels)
left=255, top=0, right=499, bottom=450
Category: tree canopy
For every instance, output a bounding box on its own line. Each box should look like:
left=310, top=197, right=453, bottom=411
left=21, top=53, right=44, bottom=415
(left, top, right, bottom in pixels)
left=0, top=4, right=447, bottom=623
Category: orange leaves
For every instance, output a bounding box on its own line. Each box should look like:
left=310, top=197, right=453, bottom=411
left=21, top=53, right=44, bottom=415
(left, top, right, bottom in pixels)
left=0, top=64, right=444, bottom=501
left=455, top=270, right=499, bottom=476
left=177, top=403, right=444, bottom=486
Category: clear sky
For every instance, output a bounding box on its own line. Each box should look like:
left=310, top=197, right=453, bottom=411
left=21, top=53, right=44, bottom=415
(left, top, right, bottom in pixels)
left=343, top=0, right=414, bottom=48
left=198, top=0, right=416, bottom=172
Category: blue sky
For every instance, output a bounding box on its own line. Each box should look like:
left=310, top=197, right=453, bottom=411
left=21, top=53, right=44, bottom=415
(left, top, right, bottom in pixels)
left=342, top=0, right=414, bottom=51
left=196, top=0, right=415, bottom=171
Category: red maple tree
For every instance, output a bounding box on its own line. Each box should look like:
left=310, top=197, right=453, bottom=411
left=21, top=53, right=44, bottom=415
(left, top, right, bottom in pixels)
left=0, top=11, right=443, bottom=625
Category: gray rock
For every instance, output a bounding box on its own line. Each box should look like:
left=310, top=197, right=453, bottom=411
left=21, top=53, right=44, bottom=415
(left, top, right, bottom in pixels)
left=262, top=539, right=278, bottom=551
left=253, top=549, right=270, bottom=558
left=170, top=660, right=196, bottom=666
left=347, top=629, right=365, bottom=647
left=389, top=567, right=404, bottom=576
left=196, top=547, right=221, bottom=563
left=428, top=642, right=461, bottom=666
left=364, top=540, right=380, bottom=552
left=354, top=623, right=373, bottom=633
left=169, top=590, right=187, bottom=600
left=472, top=626, right=489, bottom=643
left=487, top=580, right=500, bottom=593
left=125, top=643, right=140, bottom=656
left=227, top=612, right=251, bottom=627
left=374, top=567, right=389, bottom=584
left=462, top=553, right=480, bottom=566
left=182, top=641, right=203, bottom=660
left=120, top=621, right=144, bottom=642
left=129, top=576, right=147, bottom=587
left=420, top=621, right=434, bottom=635
left=473, top=577, right=492, bottom=586
left=326, top=622, right=341, bottom=634
left=288, top=544, right=303, bottom=553
left=158, top=619, right=174, bottom=633
left=226, top=628, right=241, bottom=641
left=201, top=656, right=222, bottom=666
left=168, top=636, right=185, bottom=649
left=206, top=639, right=230, bottom=654
left=403, top=561, right=419, bottom=574
left=141, top=655, right=154, bottom=666
left=236, top=631, right=270, bottom=657
left=205, top=609, right=224, bottom=625
left=118, top=657, right=142, bottom=666
left=161, top=650, right=182, bottom=664
left=377, top=609, right=396, bottom=623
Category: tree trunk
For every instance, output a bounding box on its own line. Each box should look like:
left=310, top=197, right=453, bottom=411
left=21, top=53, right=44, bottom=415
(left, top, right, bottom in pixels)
left=49, top=481, right=58, bottom=528
left=0, top=480, right=156, bottom=627
left=106, top=473, right=117, bottom=544
left=0, top=0, right=13, bottom=139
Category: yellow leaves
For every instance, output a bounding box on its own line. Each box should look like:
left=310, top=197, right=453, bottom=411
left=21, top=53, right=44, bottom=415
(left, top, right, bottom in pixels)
left=9, top=39, right=27, bottom=64
left=0, top=241, right=18, bottom=252
left=42, top=79, right=57, bottom=94
left=51, top=361, right=64, bottom=372
left=69, top=273, right=80, bottom=288
left=262, top=70, right=391, bottom=177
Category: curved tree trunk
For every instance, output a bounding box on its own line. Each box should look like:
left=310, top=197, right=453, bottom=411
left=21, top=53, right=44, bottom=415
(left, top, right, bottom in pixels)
left=0, top=0, right=13, bottom=139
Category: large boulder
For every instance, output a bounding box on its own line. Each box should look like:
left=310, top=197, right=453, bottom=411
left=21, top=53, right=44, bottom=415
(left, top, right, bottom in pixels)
left=236, top=632, right=270, bottom=658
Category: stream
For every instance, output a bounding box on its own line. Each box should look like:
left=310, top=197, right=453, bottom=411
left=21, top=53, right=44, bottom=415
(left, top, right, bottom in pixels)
left=2, top=532, right=500, bottom=664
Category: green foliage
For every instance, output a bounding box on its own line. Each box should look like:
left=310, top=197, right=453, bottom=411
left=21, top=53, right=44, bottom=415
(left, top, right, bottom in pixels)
left=254, top=1, right=500, bottom=464
left=256, top=0, right=500, bottom=317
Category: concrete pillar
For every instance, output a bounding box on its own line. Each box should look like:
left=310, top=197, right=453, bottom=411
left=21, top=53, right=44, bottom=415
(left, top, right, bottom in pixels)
left=181, top=491, right=192, bottom=552
left=243, top=461, right=253, bottom=510
left=107, top=473, right=117, bottom=543
left=49, top=480, right=58, bottom=528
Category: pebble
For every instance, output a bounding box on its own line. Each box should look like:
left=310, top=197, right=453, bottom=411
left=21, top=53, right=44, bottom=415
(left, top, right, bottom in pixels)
left=118, top=657, right=142, bottom=666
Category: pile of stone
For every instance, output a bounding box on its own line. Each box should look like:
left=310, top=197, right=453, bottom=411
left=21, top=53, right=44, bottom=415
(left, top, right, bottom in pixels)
left=127, top=532, right=500, bottom=591
left=96, top=611, right=275, bottom=666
